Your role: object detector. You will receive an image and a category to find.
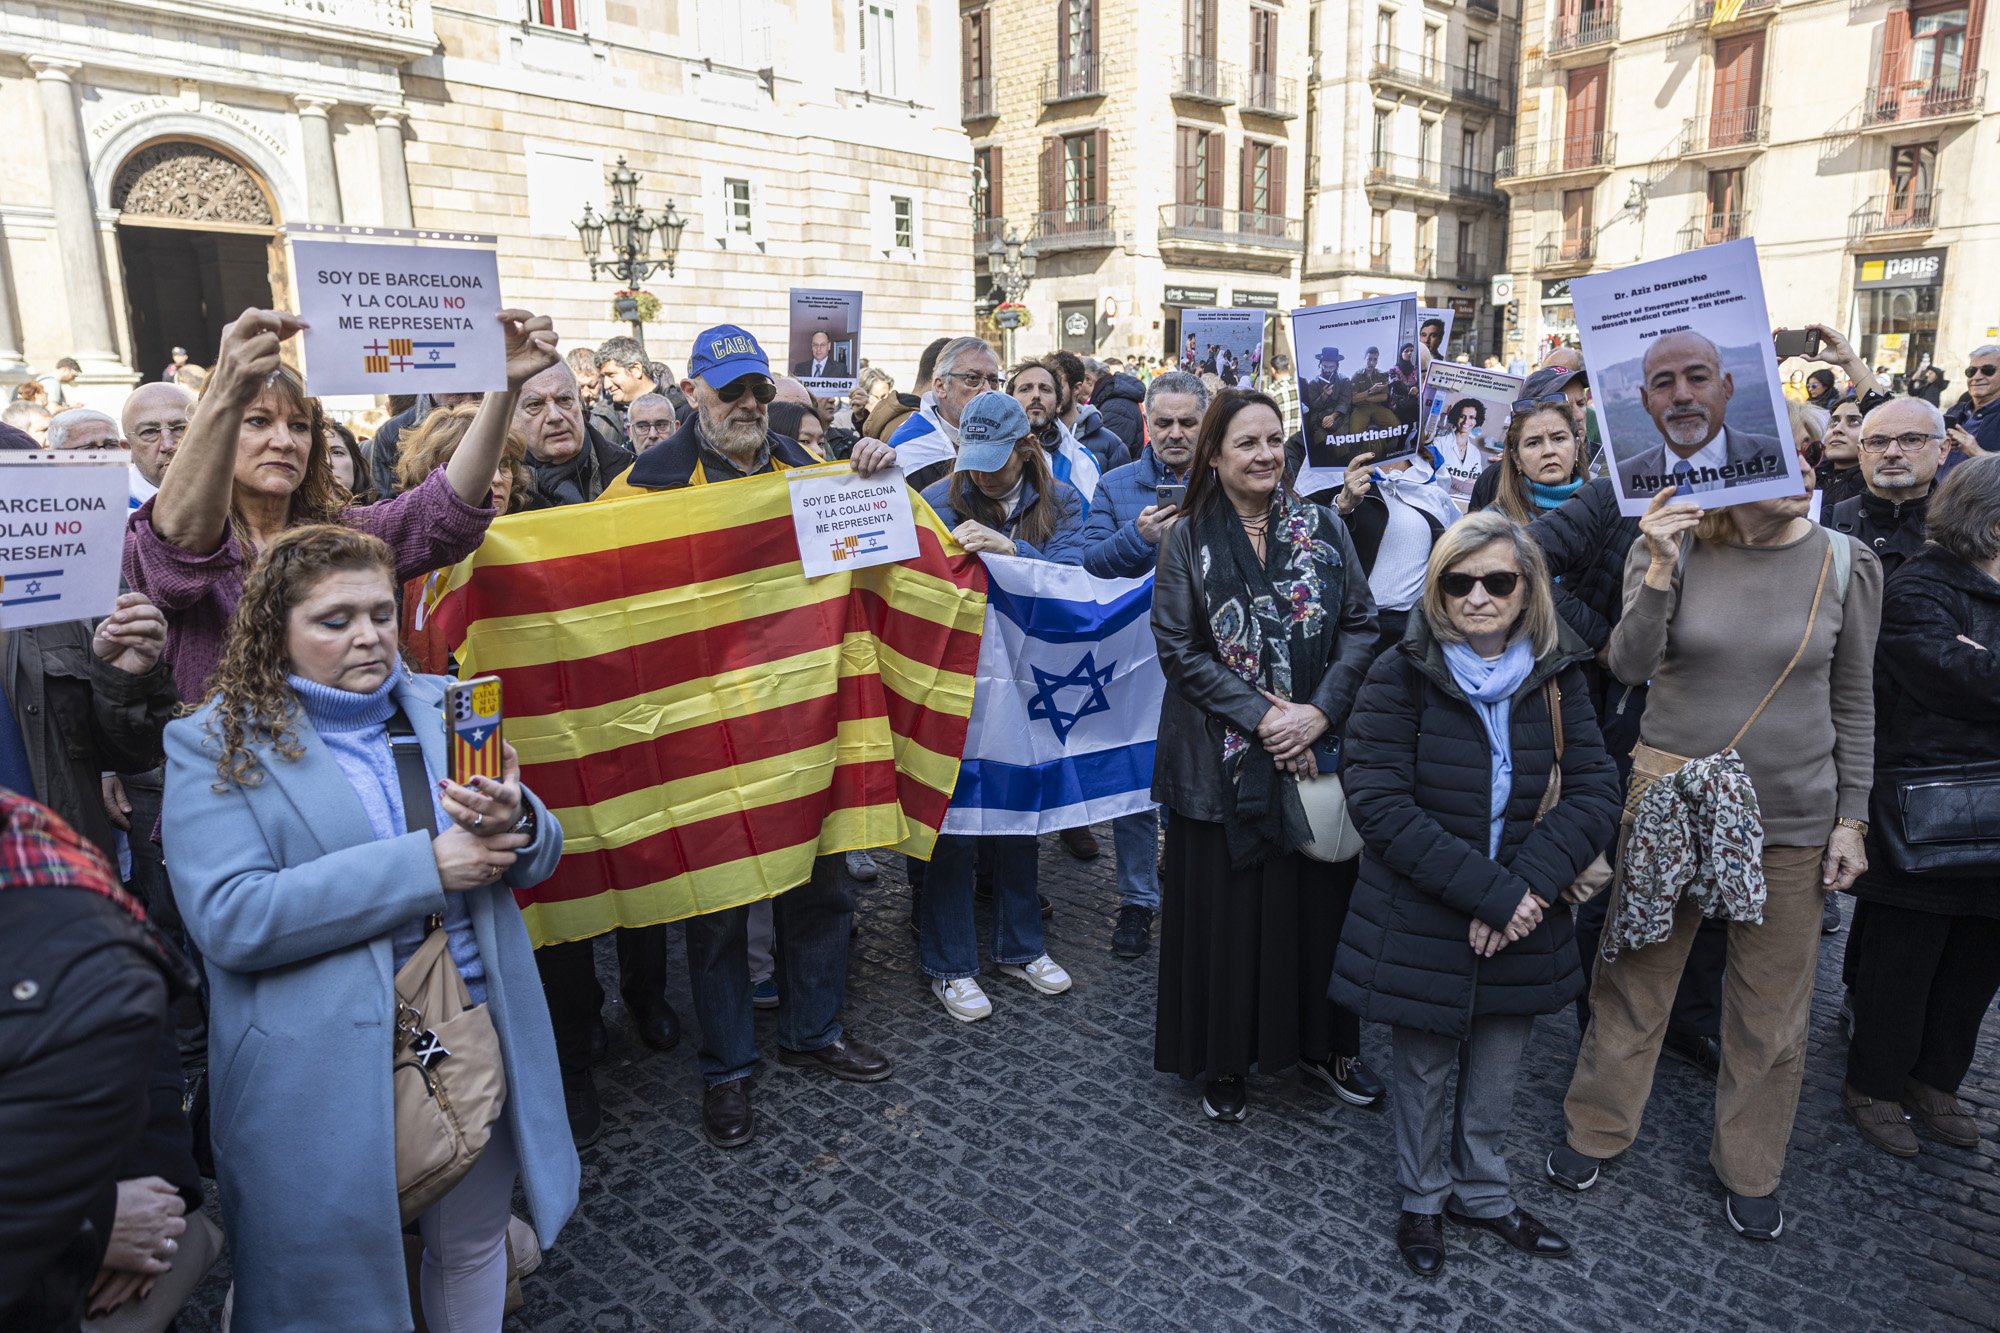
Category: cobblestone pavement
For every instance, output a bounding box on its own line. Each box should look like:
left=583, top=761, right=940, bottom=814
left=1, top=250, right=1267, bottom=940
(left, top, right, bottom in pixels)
left=182, top=834, right=2000, bottom=1332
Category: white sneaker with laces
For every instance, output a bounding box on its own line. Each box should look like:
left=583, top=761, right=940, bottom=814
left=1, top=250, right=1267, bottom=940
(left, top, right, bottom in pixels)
left=932, top=976, right=993, bottom=1023
left=997, top=953, right=1072, bottom=995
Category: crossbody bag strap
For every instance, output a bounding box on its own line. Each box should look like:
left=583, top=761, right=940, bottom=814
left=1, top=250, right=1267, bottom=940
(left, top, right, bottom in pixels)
left=386, top=710, right=439, bottom=838
left=1720, top=536, right=1833, bottom=753
left=1545, top=676, right=1564, bottom=761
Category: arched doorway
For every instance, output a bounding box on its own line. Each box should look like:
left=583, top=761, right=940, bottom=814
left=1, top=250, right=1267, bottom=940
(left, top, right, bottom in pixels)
left=112, top=141, right=282, bottom=380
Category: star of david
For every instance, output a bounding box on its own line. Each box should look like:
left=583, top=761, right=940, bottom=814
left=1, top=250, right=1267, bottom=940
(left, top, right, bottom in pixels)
left=24, top=580, right=42, bottom=596
left=1026, top=651, right=1115, bottom=744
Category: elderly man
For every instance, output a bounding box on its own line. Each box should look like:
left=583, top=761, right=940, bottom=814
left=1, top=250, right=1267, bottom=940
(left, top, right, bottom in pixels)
left=514, top=362, right=633, bottom=508
left=1827, top=398, right=1944, bottom=578
left=1946, top=342, right=2000, bottom=467
left=46, top=409, right=120, bottom=452
left=1617, top=330, right=1784, bottom=497
left=3, top=401, right=51, bottom=445
left=625, top=391, right=678, bottom=454
left=886, top=335, right=1000, bottom=492
left=601, top=324, right=899, bottom=1149
left=121, top=383, right=194, bottom=514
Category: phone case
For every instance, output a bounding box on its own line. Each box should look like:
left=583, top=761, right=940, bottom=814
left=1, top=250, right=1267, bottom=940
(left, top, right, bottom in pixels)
left=446, top=677, right=504, bottom=786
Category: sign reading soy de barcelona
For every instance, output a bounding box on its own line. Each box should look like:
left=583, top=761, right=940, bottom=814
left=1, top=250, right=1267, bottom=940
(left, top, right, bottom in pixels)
left=290, top=226, right=507, bottom=397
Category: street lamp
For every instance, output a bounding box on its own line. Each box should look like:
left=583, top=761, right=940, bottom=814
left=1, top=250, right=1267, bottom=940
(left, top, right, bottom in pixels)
left=574, top=156, right=688, bottom=350
left=985, top=225, right=1039, bottom=365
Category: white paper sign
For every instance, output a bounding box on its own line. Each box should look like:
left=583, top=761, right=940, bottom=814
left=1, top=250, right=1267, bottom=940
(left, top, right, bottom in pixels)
left=788, top=463, right=920, bottom=579
left=0, top=452, right=129, bottom=630
left=292, top=237, right=506, bottom=397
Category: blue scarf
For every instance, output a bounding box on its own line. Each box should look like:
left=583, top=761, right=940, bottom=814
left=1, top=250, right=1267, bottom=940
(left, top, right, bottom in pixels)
left=1441, top=638, right=1536, bottom=856
left=1530, top=476, right=1585, bottom=510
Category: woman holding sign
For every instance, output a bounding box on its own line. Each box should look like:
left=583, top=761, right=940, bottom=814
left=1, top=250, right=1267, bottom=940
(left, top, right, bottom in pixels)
left=124, top=306, right=558, bottom=703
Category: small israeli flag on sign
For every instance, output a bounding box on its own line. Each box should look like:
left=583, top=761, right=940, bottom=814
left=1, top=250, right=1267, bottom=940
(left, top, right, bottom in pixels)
left=940, top=555, right=1162, bottom=836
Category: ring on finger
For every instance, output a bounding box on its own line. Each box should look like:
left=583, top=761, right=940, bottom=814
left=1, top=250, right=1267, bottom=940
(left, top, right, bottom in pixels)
left=472, top=813, right=483, bottom=828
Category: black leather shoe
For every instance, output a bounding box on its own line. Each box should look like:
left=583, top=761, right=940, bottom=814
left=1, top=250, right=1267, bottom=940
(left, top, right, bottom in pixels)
left=562, top=1066, right=602, bottom=1149
left=1446, top=1204, right=1573, bottom=1258
left=702, top=1079, right=753, bottom=1149
left=1396, top=1211, right=1446, bottom=1278
left=1201, top=1077, right=1247, bottom=1123
left=777, top=1035, right=893, bottom=1083
left=1663, top=1030, right=1721, bottom=1080
left=628, top=998, right=681, bottom=1053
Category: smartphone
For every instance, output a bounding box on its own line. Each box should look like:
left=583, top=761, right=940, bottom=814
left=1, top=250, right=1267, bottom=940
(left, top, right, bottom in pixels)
left=444, top=676, right=505, bottom=787
left=1155, top=484, right=1188, bottom=509
left=1773, top=328, right=1823, bottom=360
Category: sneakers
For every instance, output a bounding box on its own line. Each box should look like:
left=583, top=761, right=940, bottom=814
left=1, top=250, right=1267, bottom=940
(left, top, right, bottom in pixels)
left=1821, top=893, right=1843, bottom=935
left=931, top=976, right=993, bottom=1023
left=1842, top=1082, right=1919, bottom=1158
left=1904, top=1079, right=1982, bottom=1148
left=750, top=977, right=780, bottom=1010
left=1545, top=1143, right=1603, bottom=1192
left=844, top=849, right=879, bottom=881
left=1725, top=1191, right=1783, bottom=1242
left=997, top=954, right=1073, bottom=995
left=1201, top=1076, right=1247, bottom=1123
left=1300, top=1054, right=1386, bottom=1107
left=1110, top=904, right=1154, bottom=959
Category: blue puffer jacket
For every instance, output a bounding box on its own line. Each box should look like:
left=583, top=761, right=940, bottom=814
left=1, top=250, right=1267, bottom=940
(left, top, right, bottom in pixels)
left=1080, top=448, right=1186, bottom=579
left=1070, top=404, right=1131, bottom=473
left=920, top=474, right=1088, bottom=565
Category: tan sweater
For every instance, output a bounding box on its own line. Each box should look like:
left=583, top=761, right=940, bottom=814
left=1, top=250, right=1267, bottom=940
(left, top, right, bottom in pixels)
left=1607, top=524, right=1881, bottom=847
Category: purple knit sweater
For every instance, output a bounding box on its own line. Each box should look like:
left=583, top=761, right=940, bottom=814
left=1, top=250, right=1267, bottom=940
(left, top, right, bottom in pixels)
left=124, top=466, right=494, bottom=704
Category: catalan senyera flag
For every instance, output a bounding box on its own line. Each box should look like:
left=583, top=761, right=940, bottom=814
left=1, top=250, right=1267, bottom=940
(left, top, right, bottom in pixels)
left=422, top=470, right=987, bottom=946
left=1709, top=0, right=1746, bottom=26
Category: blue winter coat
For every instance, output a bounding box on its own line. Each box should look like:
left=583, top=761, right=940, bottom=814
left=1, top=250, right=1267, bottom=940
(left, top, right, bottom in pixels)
left=162, top=671, right=578, bottom=1332
left=920, top=473, right=1088, bottom=565
left=1070, top=403, right=1131, bottom=473
left=1080, top=447, right=1185, bottom=578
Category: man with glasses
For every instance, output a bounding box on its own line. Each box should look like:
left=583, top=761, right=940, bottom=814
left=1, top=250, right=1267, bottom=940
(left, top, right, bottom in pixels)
left=1828, top=398, right=1946, bottom=581
left=1944, top=343, right=2000, bottom=472
left=625, top=391, right=677, bottom=454
left=121, top=383, right=194, bottom=510
left=601, top=324, right=900, bottom=1150
left=886, top=335, right=1001, bottom=491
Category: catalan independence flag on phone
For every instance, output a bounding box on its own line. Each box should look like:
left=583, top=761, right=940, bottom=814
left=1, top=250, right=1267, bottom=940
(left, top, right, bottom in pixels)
left=420, top=472, right=987, bottom=947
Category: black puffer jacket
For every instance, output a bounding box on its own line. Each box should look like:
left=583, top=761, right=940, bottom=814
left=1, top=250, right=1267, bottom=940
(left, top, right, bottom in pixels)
left=1826, top=489, right=1929, bottom=579
left=1092, top=373, right=1147, bottom=461
left=1854, top=547, right=2000, bottom=918
left=1331, top=616, right=1622, bottom=1038
left=1526, top=476, right=1641, bottom=650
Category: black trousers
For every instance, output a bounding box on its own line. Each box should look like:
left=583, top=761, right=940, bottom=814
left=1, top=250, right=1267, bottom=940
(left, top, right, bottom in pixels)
left=1845, top=903, right=2000, bottom=1100
left=126, top=772, right=208, bottom=1068
left=535, top=924, right=671, bottom=1072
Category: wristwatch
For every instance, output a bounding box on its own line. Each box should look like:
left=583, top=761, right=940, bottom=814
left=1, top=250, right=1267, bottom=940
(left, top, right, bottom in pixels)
left=1835, top=817, right=1868, bottom=837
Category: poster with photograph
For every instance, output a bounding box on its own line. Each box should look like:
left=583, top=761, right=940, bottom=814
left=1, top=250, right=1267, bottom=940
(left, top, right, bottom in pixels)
left=788, top=288, right=863, bottom=396
left=1418, top=363, right=1522, bottom=508
left=1291, top=295, right=1420, bottom=493
left=1180, top=308, right=1267, bottom=389
left=1570, top=239, right=1801, bottom=516
left=1416, top=307, right=1455, bottom=360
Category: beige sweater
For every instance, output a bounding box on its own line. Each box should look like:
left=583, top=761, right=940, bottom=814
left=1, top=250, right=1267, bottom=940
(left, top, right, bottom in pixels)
left=1607, top=524, right=1882, bottom=847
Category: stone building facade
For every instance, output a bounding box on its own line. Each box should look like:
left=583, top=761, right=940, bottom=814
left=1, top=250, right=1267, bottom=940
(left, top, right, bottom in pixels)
left=0, top=0, right=975, bottom=409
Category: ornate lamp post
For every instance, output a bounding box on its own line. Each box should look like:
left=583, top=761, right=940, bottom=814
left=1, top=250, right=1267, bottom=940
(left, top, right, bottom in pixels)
left=985, top=225, right=1039, bottom=366
left=575, top=156, right=688, bottom=351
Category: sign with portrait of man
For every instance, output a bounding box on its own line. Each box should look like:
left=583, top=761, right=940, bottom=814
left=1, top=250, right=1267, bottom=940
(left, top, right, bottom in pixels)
left=788, top=288, right=863, bottom=396
left=1570, top=240, right=1802, bottom=517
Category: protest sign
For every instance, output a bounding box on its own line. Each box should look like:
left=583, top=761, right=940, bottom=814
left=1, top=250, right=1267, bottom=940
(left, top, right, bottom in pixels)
left=1419, top=363, right=1522, bottom=507
left=1417, top=307, right=1455, bottom=359
left=789, top=462, right=919, bottom=578
left=1291, top=295, right=1420, bottom=493
left=1180, top=308, right=1266, bottom=389
left=788, top=289, right=863, bottom=397
left=0, top=452, right=127, bottom=631
left=291, top=232, right=506, bottom=397
left=1570, top=239, right=1800, bottom=516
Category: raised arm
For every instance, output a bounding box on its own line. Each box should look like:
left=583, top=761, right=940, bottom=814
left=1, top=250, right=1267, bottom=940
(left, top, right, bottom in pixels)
left=442, top=310, right=558, bottom=507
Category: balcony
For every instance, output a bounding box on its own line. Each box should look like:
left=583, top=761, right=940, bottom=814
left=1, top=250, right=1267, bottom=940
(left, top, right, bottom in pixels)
left=961, top=77, right=995, bottom=122
left=1449, top=252, right=1488, bottom=281
left=1042, top=55, right=1102, bottom=104
left=1158, top=204, right=1304, bottom=267
left=1243, top=71, right=1300, bottom=119
left=1496, top=131, right=1617, bottom=185
left=1450, top=165, right=1503, bottom=207
left=975, top=216, right=1007, bottom=248
left=1364, top=247, right=1435, bottom=278
left=1847, top=191, right=1938, bottom=245
left=1453, top=64, right=1506, bottom=110
left=1365, top=152, right=1450, bottom=199
left=1534, top=229, right=1597, bottom=270
left=1680, top=106, right=1770, bottom=158
left=1545, top=6, right=1617, bottom=61
left=1860, top=72, right=1987, bottom=131
left=1370, top=45, right=1449, bottom=99
left=1368, top=245, right=1395, bottom=275
left=1692, top=0, right=1777, bottom=22
left=1175, top=54, right=1235, bottom=105
left=1029, top=204, right=1118, bottom=252
left=1677, top=210, right=1751, bottom=252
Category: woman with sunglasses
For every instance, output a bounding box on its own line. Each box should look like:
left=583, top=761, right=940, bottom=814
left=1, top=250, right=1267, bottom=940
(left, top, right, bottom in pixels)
left=1483, top=397, right=1590, bottom=526
left=1333, top=511, right=1618, bottom=1277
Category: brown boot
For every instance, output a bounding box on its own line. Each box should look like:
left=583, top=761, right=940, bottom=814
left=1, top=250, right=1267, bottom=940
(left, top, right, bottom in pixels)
left=1903, top=1079, right=1981, bottom=1148
left=1842, top=1083, right=1918, bottom=1158
left=1059, top=825, right=1100, bottom=860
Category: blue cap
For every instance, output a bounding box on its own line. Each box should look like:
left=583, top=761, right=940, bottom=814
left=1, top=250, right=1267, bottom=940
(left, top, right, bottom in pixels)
left=953, top=392, right=1030, bottom=473
left=687, top=324, right=770, bottom=389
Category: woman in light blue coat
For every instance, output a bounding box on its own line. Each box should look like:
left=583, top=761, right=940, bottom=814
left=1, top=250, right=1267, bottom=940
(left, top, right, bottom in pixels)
left=163, top=524, right=577, bottom=1331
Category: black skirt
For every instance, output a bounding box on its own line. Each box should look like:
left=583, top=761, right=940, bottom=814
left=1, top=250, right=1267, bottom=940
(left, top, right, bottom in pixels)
left=1154, top=813, right=1358, bottom=1080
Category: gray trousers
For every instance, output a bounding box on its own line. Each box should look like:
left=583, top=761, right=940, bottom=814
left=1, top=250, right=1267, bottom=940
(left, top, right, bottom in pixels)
left=1390, top=1014, right=1535, bottom=1218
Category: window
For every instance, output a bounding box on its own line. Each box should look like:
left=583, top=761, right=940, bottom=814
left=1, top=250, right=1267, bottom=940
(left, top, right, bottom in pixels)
left=1564, top=64, right=1606, bottom=168
left=1710, top=33, right=1764, bottom=147
left=1241, top=140, right=1286, bottom=217
left=1251, top=7, right=1279, bottom=78
left=530, top=0, right=579, bottom=31
left=1908, top=3, right=1970, bottom=88
left=1060, top=0, right=1097, bottom=91
left=1371, top=208, right=1389, bottom=267
left=1175, top=125, right=1221, bottom=223
left=1455, top=215, right=1477, bottom=270
left=1460, top=127, right=1478, bottom=168
left=697, top=0, right=771, bottom=67
left=725, top=178, right=753, bottom=235
left=1417, top=214, right=1436, bottom=272
left=704, top=168, right=765, bottom=249
left=1466, top=36, right=1484, bottom=76
left=1704, top=168, right=1743, bottom=242
left=964, top=9, right=989, bottom=83
left=1043, top=130, right=1108, bottom=233
left=1561, top=187, right=1593, bottom=260
left=1375, top=9, right=1393, bottom=51
left=1889, top=142, right=1938, bottom=224
left=1063, top=134, right=1097, bottom=215
left=1185, top=0, right=1215, bottom=62
left=1372, top=108, right=1391, bottom=160
left=1421, top=24, right=1440, bottom=78
left=1418, top=118, right=1437, bottom=180
left=892, top=196, right=915, bottom=249
left=973, top=145, right=1003, bottom=240
left=860, top=0, right=900, bottom=97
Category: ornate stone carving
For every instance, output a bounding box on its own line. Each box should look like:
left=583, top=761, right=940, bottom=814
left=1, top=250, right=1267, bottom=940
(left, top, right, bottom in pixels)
left=111, top=142, right=274, bottom=226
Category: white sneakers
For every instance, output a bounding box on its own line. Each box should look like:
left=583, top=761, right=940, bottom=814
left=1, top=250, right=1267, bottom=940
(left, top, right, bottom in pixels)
left=933, top=954, right=1073, bottom=1021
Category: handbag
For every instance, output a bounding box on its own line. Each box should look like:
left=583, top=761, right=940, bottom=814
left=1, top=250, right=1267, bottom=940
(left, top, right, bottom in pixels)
left=1872, top=758, right=2000, bottom=876
left=387, top=711, right=506, bottom=1224
left=1536, top=677, right=1614, bottom=904
left=1298, top=736, right=1364, bottom=863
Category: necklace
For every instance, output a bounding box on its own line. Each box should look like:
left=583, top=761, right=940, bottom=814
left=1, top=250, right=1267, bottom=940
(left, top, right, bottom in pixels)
left=1236, top=510, right=1270, bottom=537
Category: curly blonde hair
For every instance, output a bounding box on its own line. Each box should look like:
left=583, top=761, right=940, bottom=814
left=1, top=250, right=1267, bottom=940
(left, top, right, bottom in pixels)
left=198, top=524, right=396, bottom=790
left=395, top=402, right=529, bottom=512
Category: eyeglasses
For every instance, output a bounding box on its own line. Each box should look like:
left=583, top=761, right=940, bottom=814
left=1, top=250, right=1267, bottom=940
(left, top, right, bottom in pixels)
left=1968, top=364, right=2000, bottom=379
left=714, top=378, right=777, bottom=404
left=1440, top=570, right=1522, bottom=599
left=1509, top=392, right=1570, bottom=414
left=520, top=393, right=579, bottom=417
left=131, top=420, right=190, bottom=445
left=1859, top=431, right=1942, bottom=454
left=946, top=371, right=1004, bottom=390
left=630, top=418, right=673, bottom=436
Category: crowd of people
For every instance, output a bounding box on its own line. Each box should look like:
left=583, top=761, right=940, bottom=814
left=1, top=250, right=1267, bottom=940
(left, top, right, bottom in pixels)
left=5, top=297, right=1999, bottom=1332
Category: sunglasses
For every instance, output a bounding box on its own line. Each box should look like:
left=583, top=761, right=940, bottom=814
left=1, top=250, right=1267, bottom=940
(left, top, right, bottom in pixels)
left=1967, top=364, right=2000, bottom=379
left=1440, top=570, right=1522, bottom=599
left=715, top=377, right=777, bottom=404
left=1509, top=392, right=1570, bottom=414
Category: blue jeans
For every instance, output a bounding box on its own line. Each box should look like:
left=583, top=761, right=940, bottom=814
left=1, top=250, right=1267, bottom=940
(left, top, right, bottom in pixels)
left=1111, top=809, right=1160, bottom=910
left=684, top=854, right=853, bottom=1086
left=920, top=834, right=1042, bottom=981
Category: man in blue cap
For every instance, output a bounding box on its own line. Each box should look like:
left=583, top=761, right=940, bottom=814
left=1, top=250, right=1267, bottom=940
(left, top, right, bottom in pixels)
left=599, top=324, right=898, bottom=1150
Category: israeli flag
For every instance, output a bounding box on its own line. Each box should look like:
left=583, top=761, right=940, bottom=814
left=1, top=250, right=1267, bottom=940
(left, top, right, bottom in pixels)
left=940, top=554, right=1162, bottom=836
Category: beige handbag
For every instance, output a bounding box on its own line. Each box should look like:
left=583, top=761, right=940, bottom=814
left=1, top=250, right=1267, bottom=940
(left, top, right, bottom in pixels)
left=1297, top=767, right=1364, bottom=863
left=393, top=925, right=507, bottom=1223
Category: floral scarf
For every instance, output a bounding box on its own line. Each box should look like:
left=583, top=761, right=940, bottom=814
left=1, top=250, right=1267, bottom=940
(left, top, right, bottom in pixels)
left=1197, top=493, right=1341, bottom=867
